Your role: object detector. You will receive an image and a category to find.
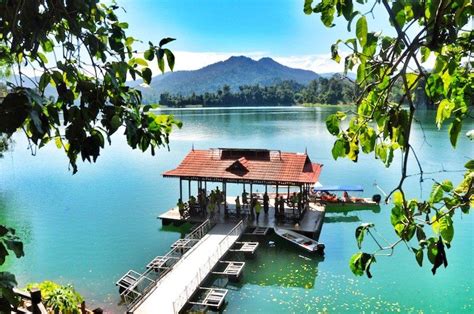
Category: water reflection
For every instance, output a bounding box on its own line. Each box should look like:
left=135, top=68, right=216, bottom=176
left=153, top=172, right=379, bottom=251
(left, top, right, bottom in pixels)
left=232, top=234, right=324, bottom=289
left=323, top=215, right=361, bottom=223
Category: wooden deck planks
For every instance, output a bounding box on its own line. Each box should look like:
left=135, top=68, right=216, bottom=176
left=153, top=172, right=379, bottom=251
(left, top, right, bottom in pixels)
left=159, top=196, right=325, bottom=237
left=132, top=223, right=243, bottom=314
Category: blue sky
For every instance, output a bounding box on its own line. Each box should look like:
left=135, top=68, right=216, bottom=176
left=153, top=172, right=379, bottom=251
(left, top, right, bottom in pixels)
left=118, top=0, right=392, bottom=72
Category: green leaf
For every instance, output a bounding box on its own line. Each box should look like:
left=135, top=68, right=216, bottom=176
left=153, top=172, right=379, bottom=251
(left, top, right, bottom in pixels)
left=331, top=43, right=341, bottom=63
left=41, top=39, right=54, bottom=53
left=144, top=48, right=154, bottom=61
left=360, top=127, right=376, bottom=153
left=159, top=37, right=176, bottom=47
left=465, top=160, right=474, bottom=170
left=448, top=118, right=462, bottom=148
left=326, top=113, right=341, bottom=135
left=427, top=238, right=438, bottom=264
left=331, top=139, right=346, bottom=160
left=142, top=67, right=152, bottom=84
left=133, top=58, right=148, bottom=67
left=110, top=115, right=121, bottom=133
left=341, top=0, right=354, bottom=20
left=394, top=8, right=406, bottom=27
left=37, top=52, right=48, bottom=64
left=405, top=73, right=419, bottom=89
left=356, top=16, right=367, bottom=47
left=4, top=239, right=24, bottom=258
left=303, top=0, right=313, bottom=14
left=436, top=99, right=455, bottom=128
left=39, top=72, right=51, bottom=92
left=429, top=183, right=443, bottom=204
left=349, top=253, right=364, bottom=276
left=0, top=226, right=8, bottom=237
left=416, top=226, right=426, bottom=242
left=355, top=223, right=373, bottom=249
left=412, top=247, right=423, bottom=267
left=157, top=48, right=165, bottom=73
left=421, top=46, right=430, bottom=63
left=349, top=252, right=375, bottom=278
left=393, top=190, right=404, bottom=207
left=432, top=214, right=454, bottom=243
left=164, top=48, right=175, bottom=71
left=55, top=137, right=62, bottom=149
left=0, top=271, right=17, bottom=290
left=440, top=180, right=453, bottom=192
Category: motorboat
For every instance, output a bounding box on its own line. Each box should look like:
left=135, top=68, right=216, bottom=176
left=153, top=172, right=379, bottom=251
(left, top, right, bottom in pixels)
left=274, top=226, right=325, bottom=253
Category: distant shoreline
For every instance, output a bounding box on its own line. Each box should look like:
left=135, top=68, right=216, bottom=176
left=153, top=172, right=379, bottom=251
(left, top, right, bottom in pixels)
left=155, top=103, right=355, bottom=110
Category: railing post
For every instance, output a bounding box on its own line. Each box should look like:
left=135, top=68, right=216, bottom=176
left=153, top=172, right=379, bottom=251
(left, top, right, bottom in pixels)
left=30, top=288, right=42, bottom=314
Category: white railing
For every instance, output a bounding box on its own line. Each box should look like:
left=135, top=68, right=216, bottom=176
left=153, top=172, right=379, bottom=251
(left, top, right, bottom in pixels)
left=121, top=219, right=213, bottom=311
left=171, top=220, right=245, bottom=313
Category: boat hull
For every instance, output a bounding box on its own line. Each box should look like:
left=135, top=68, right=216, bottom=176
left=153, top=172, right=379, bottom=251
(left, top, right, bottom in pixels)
left=274, top=227, right=324, bottom=254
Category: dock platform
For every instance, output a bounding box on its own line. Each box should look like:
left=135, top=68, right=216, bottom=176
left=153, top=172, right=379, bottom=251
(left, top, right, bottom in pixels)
left=132, top=222, right=245, bottom=313
left=159, top=197, right=325, bottom=240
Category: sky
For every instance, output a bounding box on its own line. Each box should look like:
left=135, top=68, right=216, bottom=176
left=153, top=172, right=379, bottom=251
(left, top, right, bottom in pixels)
left=116, top=0, right=394, bottom=73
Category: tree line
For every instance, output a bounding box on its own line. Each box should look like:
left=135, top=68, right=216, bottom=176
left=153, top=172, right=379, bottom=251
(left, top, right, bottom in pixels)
left=159, top=76, right=355, bottom=107
left=158, top=75, right=430, bottom=108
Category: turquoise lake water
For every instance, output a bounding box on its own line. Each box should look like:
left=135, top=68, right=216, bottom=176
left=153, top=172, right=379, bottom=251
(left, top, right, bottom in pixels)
left=0, top=107, right=472, bottom=313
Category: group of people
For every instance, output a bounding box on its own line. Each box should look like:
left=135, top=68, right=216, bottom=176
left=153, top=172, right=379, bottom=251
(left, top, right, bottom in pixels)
left=273, top=192, right=304, bottom=222
left=177, top=187, right=225, bottom=219
left=177, top=188, right=306, bottom=222
left=234, top=191, right=270, bottom=221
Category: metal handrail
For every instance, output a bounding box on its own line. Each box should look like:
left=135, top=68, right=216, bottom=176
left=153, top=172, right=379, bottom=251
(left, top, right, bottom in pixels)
left=171, top=220, right=244, bottom=313
left=120, top=219, right=213, bottom=310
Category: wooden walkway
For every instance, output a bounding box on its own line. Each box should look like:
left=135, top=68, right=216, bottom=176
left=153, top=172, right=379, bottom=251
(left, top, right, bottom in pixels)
left=159, top=196, right=326, bottom=240
left=132, top=222, right=244, bottom=313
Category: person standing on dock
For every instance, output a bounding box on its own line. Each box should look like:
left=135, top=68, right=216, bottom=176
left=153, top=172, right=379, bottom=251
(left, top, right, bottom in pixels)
left=279, top=195, right=285, bottom=221
left=255, top=200, right=262, bottom=222
left=215, top=186, right=222, bottom=212
left=242, top=189, right=248, bottom=210
left=235, top=195, right=241, bottom=216
left=263, top=192, right=269, bottom=214
left=189, top=195, right=197, bottom=216
left=177, top=198, right=185, bottom=219
left=250, top=196, right=256, bottom=218
left=274, top=194, right=279, bottom=219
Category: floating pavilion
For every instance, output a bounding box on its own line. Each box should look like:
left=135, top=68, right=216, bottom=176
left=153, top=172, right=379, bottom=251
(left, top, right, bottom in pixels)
left=163, top=147, right=322, bottom=201
left=160, top=147, right=326, bottom=237
left=119, top=148, right=327, bottom=313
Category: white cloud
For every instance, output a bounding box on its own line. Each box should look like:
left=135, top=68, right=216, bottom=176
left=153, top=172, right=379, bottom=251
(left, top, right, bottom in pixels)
left=164, top=50, right=346, bottom=74
left=273, top=54, right=346, bottom=74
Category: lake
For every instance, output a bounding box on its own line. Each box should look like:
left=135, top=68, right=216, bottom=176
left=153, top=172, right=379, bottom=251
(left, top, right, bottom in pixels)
left=0, top=107, right=472, bottom=312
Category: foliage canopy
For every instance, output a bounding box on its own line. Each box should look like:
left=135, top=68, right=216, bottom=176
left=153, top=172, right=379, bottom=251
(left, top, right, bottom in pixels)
left=0, top=0, right=181, bottom=309
left=304, top=0, right=473, bottom=277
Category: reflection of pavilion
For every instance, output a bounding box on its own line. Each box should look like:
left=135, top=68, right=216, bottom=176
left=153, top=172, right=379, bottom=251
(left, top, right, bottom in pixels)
left=226, top=234, right=324, bottom=289
left=160, top=148, right=326, bottom=239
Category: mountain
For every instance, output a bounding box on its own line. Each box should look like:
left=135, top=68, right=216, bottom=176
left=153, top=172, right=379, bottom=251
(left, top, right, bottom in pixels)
left=138, top=56, right=319, bottom=100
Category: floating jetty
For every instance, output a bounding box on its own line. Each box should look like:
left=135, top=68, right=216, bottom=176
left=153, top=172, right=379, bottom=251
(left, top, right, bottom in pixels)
left=118, top=148, right=327, bottom=313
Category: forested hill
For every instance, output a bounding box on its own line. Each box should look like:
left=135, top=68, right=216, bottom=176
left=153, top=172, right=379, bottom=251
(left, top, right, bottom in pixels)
left=138, top=56, right=319, bottom=100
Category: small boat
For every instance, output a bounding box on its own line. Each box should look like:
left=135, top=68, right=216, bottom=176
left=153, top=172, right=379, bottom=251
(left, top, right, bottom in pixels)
left=274, top=226, right=325, bottom=253
left=310, top=184, right=381, bottom=207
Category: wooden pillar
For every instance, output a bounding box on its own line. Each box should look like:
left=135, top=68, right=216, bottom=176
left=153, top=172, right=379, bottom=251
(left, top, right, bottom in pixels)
left=250, top=183, right=253, bottom=216
left=204, top=181, right=207, bottom=194
left=223, top=181, right=227, bottom=211
left=179, top=178, right=183, bottom=200
left=265, top=185, right=267, bottom=193
left=287, top=185, right=290, bottom=199
left=188, top=180, right=191, bottom=199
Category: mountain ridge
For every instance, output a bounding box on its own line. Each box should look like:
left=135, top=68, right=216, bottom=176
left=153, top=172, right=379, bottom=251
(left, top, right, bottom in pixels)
left=138, top=56, right=320, bottom=100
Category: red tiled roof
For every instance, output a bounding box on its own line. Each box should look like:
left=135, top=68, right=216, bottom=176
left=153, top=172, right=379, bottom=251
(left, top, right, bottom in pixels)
left=163, top=148, right=322, bottom=185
